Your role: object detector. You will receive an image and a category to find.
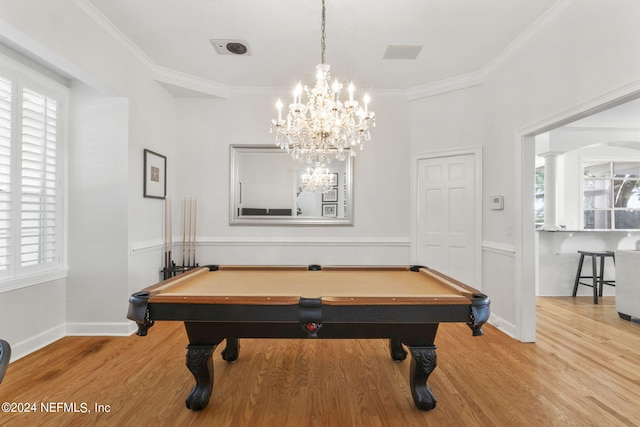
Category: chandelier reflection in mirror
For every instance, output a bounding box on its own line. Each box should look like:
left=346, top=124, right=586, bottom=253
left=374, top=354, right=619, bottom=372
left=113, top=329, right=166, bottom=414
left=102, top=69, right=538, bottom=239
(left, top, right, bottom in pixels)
left=270, top=0, right=375, bottom=192
left=301, top=164, right=333, bottom=193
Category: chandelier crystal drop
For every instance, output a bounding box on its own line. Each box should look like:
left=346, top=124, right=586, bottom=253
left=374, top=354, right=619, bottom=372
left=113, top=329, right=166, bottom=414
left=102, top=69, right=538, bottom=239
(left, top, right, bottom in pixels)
left=270, top=0, right=375, bottom=190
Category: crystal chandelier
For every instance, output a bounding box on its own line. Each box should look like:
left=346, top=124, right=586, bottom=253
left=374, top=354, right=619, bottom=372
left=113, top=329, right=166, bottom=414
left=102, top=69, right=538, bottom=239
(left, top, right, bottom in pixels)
left=270, top=0, right=375, bottom=181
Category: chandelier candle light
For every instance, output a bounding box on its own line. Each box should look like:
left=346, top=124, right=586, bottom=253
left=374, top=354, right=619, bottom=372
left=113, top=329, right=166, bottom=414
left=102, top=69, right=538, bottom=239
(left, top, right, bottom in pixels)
left=270, top=0, right=375, bottom=193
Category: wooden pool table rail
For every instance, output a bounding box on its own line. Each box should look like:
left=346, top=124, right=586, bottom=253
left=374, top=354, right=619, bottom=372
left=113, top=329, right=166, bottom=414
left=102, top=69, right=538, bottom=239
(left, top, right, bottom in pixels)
left=132, top=264, right=480, bottom=306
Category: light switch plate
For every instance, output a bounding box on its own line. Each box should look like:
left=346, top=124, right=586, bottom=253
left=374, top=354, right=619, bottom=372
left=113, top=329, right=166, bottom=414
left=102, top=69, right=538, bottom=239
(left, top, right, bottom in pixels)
left=489, top=195, right=504, bottom=210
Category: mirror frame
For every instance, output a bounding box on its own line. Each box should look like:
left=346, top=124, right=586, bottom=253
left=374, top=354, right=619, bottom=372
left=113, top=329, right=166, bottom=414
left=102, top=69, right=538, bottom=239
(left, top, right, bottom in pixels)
left=229, top=145, right=354, bottom=226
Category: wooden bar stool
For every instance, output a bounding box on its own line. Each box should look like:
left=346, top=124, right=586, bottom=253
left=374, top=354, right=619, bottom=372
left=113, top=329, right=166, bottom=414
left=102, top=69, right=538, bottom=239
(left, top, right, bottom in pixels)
left=572, top=250, right=616, bottom=304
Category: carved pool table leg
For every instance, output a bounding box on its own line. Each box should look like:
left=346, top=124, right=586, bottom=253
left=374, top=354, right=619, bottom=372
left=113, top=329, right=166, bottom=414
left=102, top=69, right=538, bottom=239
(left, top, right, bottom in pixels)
left=389, top=338, right=407, bottom=361
left=221, top=337, right=239, bottom=362
left=407, top=345, right=438, bottom=410
left=185, top=345, right=215, bottom=411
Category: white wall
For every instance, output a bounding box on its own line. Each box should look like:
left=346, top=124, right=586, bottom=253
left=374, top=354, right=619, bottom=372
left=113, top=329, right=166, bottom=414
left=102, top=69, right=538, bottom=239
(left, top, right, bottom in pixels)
left=407, top=0, right=640, bottom=339
left=482, top=0, right=640, bottom=339
left=0, top=279, right=65, bottom=360
left=66, top=83, right=129, bottom=334
left=0, top=0, right=177, bottom=357
left=124, top=77, right=177, bottom=300
left=409, top=85, right=485, bottom=155
left=171, top=95, right=412, bottom=266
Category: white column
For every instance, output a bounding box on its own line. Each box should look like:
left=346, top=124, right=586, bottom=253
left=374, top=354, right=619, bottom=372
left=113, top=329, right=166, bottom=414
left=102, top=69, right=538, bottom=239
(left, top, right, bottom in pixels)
left=540, top=152, right=562, bottom=231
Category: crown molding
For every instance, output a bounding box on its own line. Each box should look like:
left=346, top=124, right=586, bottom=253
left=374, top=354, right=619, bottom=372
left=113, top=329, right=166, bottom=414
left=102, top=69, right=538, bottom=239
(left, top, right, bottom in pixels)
left=478, top=0, right=585, bottom=81
left=406, top=72, right=484, bottom=101
left=70, top=0, right=586, bottom=100
left=405, top=0, right=585, bottom=101
left=154, top=66, right=234, bottom=99
left=67, top=0, right=158, bottom=74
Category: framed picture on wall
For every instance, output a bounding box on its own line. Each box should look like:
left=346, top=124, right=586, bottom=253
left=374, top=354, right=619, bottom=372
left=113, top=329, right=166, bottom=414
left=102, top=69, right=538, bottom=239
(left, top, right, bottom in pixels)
left=143, top=149, right=167, bottom=199
left=322, top=188, right=338, bottom=202
left=322, top=203, right=338, bottom=217
left=329, top=173, right=338, bottom=186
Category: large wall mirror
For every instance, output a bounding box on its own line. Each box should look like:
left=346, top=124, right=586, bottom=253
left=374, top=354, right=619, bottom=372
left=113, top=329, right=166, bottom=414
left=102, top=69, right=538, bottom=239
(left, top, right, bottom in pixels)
left=230, top=145, right=353, bottom=225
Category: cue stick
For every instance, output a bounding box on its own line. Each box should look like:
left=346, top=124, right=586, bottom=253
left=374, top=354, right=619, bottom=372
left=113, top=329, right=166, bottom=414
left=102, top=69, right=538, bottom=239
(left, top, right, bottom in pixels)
left=182, top=197, right=186, bottom=267
left=164, top=197, right=169, bottom=279
left=163, top=197, right=167, bottom=268
left=187, top=197, right=193, bottom=265
left=191, top=197, right=198, bottom=267
left=192, top=197, right=197, bottom=267
left=164, top=197, right=168, bottom=271
left=167, top=196, right=172, bottom=275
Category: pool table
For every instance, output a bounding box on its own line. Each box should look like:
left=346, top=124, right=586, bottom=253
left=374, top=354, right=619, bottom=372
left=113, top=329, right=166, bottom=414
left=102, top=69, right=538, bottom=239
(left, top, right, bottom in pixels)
left=127, top=265, right=490, bottom=411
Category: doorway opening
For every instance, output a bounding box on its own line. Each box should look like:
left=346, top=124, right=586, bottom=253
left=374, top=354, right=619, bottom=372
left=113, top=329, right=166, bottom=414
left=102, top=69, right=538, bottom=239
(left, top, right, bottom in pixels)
left=518, top=90, right=640, bottom=342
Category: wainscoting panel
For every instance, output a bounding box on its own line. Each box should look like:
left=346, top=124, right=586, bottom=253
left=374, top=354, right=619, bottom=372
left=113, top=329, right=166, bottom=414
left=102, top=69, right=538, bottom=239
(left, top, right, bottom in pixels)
left=482, top=241, right=516, bottom=337
left=130, top=236, right=411, bottom=269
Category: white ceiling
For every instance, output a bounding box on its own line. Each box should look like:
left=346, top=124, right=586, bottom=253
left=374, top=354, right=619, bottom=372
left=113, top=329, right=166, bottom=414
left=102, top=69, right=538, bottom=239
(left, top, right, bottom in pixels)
left=81, top=0, right=640, bottom=131
left=86, top=0, right=560, bottom=92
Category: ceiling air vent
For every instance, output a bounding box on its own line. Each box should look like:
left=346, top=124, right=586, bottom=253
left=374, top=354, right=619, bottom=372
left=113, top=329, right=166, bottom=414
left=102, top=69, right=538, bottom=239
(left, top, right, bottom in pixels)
left=210, top=39, right=252, bottom=56
left=383, top=45, right=422, bottom=60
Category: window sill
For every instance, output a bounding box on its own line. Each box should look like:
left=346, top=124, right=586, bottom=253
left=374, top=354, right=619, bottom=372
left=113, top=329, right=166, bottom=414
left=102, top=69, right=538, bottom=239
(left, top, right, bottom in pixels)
left=0, top=268, right=69, bottom=294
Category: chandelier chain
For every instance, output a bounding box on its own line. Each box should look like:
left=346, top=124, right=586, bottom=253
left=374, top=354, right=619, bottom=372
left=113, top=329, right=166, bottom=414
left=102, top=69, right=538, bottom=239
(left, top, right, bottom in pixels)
left=321, top=0, right=326, bottom=64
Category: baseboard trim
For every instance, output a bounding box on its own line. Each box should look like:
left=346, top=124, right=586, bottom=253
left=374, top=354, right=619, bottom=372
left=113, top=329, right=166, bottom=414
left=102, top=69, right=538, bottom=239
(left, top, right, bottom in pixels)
left=65, top=322, right=133, bottom=336
left=10, top=324, right=65, bottom=362
left=10, top=322, right=137, bottom=362
left=488, top=313, right=517, bottom=339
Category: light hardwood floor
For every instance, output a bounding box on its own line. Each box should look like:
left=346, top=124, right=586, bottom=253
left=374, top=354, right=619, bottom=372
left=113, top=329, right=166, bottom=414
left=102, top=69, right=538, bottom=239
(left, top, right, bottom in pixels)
left=0, top=296, right=638, bottom=426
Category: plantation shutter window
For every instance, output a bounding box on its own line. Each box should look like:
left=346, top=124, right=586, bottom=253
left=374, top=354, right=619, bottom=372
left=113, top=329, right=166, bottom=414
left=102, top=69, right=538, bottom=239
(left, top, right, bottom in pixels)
left=0, top=76, right=11, bottom=273
left=0, top=55, right=67, bottom=285
left=21, top=88, right=58, bottom=267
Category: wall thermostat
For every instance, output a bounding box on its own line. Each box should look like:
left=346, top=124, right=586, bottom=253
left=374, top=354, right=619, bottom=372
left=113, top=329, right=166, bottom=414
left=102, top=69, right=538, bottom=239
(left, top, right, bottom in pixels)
left=489, top=195, right=504, bottom=210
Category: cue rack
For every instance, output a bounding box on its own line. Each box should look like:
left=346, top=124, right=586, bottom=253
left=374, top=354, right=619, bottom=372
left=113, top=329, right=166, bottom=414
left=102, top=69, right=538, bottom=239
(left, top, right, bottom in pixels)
left=161, top=197, right=199, bottom=280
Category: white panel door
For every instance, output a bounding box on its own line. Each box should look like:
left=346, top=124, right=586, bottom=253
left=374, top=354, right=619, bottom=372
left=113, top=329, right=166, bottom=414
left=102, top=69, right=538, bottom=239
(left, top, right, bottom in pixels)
left=418, top=154, right=476, bottom=284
